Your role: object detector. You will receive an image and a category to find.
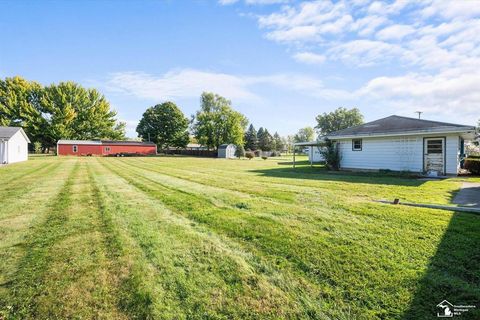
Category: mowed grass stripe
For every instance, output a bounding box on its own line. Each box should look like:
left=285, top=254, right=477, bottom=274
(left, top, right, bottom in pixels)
left=91, top=158, right=321, bottom=319
left=2, top=160, right=128, bottom=320
left=102, top=159, right=416, bottom=318
left=132, top=156, right=459, bottom=205
left=0, top=159, right=74, bottom=302
left=121, top=158, right=298, bottom=202
left=0, top=161, right=60, bottom=199
left=114, top=158, right=440, bottom=246
left=0, top=160, right=52, bottom=185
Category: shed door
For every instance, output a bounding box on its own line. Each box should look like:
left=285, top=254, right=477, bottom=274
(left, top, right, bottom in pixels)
left=424, top=138, right=445, bottom=175
left=0, top=141, right=7, bottom=164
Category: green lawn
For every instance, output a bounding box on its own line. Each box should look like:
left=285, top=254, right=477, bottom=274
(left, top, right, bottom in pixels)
left=0, top=156, right=478, bottom=319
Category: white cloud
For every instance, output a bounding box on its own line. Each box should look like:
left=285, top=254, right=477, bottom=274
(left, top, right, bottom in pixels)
left=104, top=69, right=350, bottom=103
left=327, top=40, right=406, bottom=66
left=357, top=69, right=480, bottom=121
left=247, top=0, right=480, bottom=125
left=219, top=0, right=287, bottom=5
left=106, top=70, right=258, bottom=101
left=255, top=0, right=480, bottom=71
left=376, top=24, right=416, bottom=41
left=421, top=0, right=480, bottom=19
left=293, top=52, right=326, bottom=64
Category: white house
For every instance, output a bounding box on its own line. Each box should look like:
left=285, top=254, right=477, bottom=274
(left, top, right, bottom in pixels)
left=0, top=127, right=31, bottom=164
left=218, top=144, right=236, bottom=158
left=294, top=115, right=477, bottom=176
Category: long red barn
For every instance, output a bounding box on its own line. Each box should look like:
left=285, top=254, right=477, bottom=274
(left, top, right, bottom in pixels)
left=57, top=140, right=157, bottom=156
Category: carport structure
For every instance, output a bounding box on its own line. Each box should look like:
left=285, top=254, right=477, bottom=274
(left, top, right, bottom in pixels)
left=293, top=140, right=326, bottom=168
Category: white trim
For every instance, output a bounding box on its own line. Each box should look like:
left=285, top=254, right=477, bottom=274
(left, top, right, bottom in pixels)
left=328, top=128, right=475, bottom=140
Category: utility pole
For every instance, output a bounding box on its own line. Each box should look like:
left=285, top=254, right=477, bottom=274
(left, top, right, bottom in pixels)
left=415, top=111, right=423, bottom=119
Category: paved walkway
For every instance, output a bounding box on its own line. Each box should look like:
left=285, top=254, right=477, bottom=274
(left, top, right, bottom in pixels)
left=453, top=183, right=480, bottom=208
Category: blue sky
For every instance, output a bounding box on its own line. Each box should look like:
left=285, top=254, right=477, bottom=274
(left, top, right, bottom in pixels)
left=1, top=0, right=479, bottom=138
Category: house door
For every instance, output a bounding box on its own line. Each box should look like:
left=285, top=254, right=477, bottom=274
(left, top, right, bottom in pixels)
left=424, top=138, right=445, bottom=175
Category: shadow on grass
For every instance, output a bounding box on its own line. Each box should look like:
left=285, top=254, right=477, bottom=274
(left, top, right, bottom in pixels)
left=402, top=212, right=480, bottom=319
left=251, top=161, right=426, bottom=186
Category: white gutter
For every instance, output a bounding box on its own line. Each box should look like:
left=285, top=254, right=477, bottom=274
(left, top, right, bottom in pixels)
left=327, top=127, right=476, bottom=140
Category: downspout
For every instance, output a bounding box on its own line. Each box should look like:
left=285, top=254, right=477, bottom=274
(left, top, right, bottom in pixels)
left=293, top=146, right=296, bottom=169
left=310, top=146, right=313, bottom=167
left=0, top=139, right=4, bottom=164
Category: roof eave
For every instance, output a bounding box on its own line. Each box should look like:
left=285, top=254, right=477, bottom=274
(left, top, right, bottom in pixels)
left=327, top=127, right=476, bottom=140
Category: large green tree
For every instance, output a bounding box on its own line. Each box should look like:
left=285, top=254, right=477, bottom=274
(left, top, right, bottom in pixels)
left=0, top=77, right=44, bottom=141
left=0, top=77, right=125, bottom=151
left=39, top=82, right=125, bottom=147
left=192, top=92, right=248, bottom=150
left=293, top=127, right=315, bottom=143
left=244, top=124, right=258, bottom=150
left=315, top=107, right=364, bottom=135
left=257, top=127, right=273, bottom=151
left=272, top=132, right=284, bottom=152
left=136, top=102, right=189, bottom=150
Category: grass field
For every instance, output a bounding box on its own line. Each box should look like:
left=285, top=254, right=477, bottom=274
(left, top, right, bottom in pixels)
left=0, top=156, right=479, bottom=319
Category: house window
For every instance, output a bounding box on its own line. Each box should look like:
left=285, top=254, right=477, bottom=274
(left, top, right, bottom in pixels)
left=73, top=145, right=78, bottom=153
left=427, top=139, right=443, bottom=154
left=352, top=139, right=362, bottom=151
left=105, top=146, right=111, bottom=152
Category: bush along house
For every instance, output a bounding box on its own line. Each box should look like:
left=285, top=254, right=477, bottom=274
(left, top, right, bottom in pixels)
left=57, top=140, right=157, bottom=156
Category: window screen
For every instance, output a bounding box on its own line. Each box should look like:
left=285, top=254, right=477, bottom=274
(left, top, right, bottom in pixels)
left=352, top=139, right=362, bottom=151
left=427, top=140, right=443, bottom=154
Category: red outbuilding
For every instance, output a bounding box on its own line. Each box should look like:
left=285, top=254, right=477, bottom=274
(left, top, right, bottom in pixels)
left=57, top=140, right=157, bottom=156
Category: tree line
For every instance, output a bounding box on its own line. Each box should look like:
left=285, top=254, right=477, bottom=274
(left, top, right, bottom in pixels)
left=0, top=76, right=125, bottom=152
left=136, top=92, right=297, bottom=155
left=1, top=76, right=368, bottom=155
left=136, top=92, right=250, bottom=151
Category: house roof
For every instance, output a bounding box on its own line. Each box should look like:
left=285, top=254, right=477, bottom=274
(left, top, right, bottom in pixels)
left=57, top=140, right=155, bottom=146
left=327, top=115, right=476, bottom=138
left=0, top=126, right=31, bottom=142
left=101, top=140, right=156, bottom=146
left=218, top=144, right=235, bottom=148
left=58, top=140, right=102, bottom=145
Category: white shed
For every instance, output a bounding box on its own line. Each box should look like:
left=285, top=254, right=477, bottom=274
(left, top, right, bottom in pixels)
left=218, top=144, right=236, bottom=158
left=0, top=127, right=30, bottom=164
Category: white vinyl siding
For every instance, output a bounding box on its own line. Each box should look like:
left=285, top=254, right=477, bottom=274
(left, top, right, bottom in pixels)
left=308, top=146, right=325, bottom=162
left=218, top=144, right=236, bottom=158
left=336, top=134, right=461, bottom=175
left=445, top=135, right=459, bottom=175
left=6, top=130, right=28, bottom=164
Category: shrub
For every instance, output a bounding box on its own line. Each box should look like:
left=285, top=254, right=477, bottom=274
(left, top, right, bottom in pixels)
left=319, top=139, right=341, bottom=170
left=254, top=149, right=262, bottom=157
left=245, top=151, right=254, bottom=160
left=235, top=145, right=245, bottom=158
left=34, top=141, right=42, bottom=154
left=271, top=151, right=280, bottom=157
left=464, top=158, right=480, bottom=174
left=262, top=156, right=268, bottom=160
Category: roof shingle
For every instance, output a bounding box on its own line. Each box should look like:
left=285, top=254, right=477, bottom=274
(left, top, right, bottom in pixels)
left=327, top=115, right=475, bottom=137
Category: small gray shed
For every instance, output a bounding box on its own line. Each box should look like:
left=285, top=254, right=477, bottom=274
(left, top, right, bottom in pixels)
left=218, top=144, right=236, bottom=158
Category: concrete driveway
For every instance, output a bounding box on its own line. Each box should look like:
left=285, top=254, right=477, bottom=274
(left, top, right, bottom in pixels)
left=453, top=183, right=480, bottom=208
